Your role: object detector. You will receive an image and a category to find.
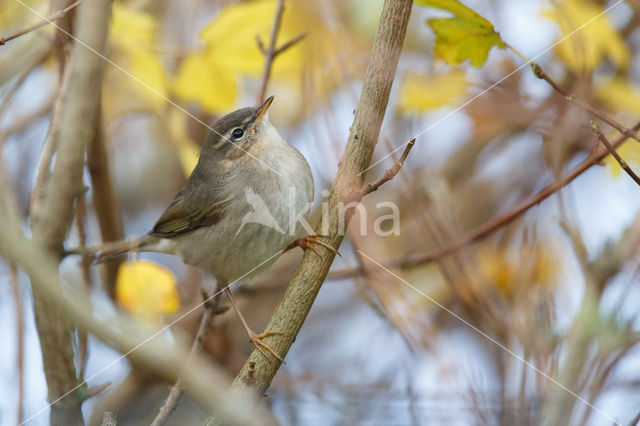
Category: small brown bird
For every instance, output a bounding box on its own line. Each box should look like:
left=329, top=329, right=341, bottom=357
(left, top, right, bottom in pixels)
left=91, top=97, right=337, bottom=359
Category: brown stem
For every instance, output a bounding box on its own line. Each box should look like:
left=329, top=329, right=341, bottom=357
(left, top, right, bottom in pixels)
left=0, top=0, right=83, bottom=46
left=590, top=122, right=640, bottom=186
left=255, top=0, right=306, bottom=104
left=532, top=63, right=640, bottom=144
left=359, top=138, right=415, bottom=198
left=87, top=113, right=124, bottom=298
left=210, top=1, right=413, bottom=420
left=27, top=0, right=112, bottom=423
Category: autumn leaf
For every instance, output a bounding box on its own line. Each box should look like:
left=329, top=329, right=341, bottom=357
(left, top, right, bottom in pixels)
left=542, top=0, right=629, bottom=73
left=397, top=69, right=468, bottom=112
left=106, top=3, right=169, bottom=110
left=415, top=0, right=506, bottom=67
left=116, top=260, right=180, bottom=321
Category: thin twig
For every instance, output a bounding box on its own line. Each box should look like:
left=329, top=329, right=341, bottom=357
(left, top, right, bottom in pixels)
left=0, top=0, right=83, bottom=46
left=359, top=138, right=415, bottom=199
left=532, top=63, right=640, bottom=144
left=255, top=0, right=306, bottom=104
left=590, top=122, right=640, bottom=186
left=273, top=31, right=307, bottom=56
left=150, top=291, right=219, bottom=426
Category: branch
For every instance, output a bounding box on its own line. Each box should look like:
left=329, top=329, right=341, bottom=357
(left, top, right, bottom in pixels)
left=27, top=0, right=112, bottom=423
left=358, top=138, right=415, bottom=199
left=532, top=63, right=640, bottom=144
left=0, top=0, right=82, bottom=46
left=255, top=0, right=306, bottom=104
left=87, top=114, right=124, bottom=298
left=590, top=122, right=640, bottom=186
left=210, top=1, right=413, bottom=420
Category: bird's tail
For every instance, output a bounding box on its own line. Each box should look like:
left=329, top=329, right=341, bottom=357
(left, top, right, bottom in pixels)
left=65, top=235, right=157, bottom=263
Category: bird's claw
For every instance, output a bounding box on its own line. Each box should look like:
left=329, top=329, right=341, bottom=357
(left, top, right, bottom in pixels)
left=248, top=330, right=284, bottom=362
left=286, top=234, right=341, bottom=258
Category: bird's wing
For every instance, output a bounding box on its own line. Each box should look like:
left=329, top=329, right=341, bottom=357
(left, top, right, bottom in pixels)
left=150, top=172, right=232, bottom=238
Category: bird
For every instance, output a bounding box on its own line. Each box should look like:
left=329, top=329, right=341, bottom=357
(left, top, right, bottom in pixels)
left=87, top=96, right=338, bottom=360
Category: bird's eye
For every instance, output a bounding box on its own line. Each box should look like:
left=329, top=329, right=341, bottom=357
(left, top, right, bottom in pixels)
left=231, top=128, right=244, bottom=139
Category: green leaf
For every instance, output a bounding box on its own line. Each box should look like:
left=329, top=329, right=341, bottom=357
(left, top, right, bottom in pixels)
left=415, top=0, right=506, bottom=67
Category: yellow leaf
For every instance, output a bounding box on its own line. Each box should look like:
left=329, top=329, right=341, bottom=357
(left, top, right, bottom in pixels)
left=542, top=0, right=629, bottom=73
left=397, top=69, right=468, bottom=112
left=172, top=52, right=237, bottom=114
left=108, top=3, right=168, bottom=108
left=116, top=260, right=180, bottom=320
left=603, top=139, right=640, bottom=177
left=416, top=0, right=506, bottom=67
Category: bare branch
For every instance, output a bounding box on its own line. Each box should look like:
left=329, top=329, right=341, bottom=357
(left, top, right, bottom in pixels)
left=27, top=0, right=112, bottom=423
left=532, top=63, right=640, bottom=144
left=0, top=0, right=83, bottom=46
left=590, top=122, right=640, bottom=186
left=87, top=115, right=124, bottom=298
left=255, top=0, right=306, bottom=104
left=359, top=138, right=415, bottom=199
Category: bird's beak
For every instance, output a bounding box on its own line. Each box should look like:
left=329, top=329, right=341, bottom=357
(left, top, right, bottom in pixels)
left=251, top=96, right=274, bottom=132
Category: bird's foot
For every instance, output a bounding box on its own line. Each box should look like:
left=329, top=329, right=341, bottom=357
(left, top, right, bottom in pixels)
left=286, top=234, right=341, bottom=258
left=247, top=330, right=284, bottom=362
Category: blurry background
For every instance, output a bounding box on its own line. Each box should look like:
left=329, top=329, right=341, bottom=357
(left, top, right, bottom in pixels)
left=2, top=0, right=640, bottom=424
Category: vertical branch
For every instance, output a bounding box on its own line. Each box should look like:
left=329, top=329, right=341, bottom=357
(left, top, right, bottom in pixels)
left=256, top=0, right=285, bottom=104
left=87, top=113, right=124, bottom=298
left=255, top=0, right=306, bottom=104
left=28, top=0, right=113, bottom=424
left=215, top=0, right=413, bottom=413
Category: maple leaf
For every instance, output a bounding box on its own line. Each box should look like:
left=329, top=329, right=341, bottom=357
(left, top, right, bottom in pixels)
left=415, top=0, right=506, bottom=67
